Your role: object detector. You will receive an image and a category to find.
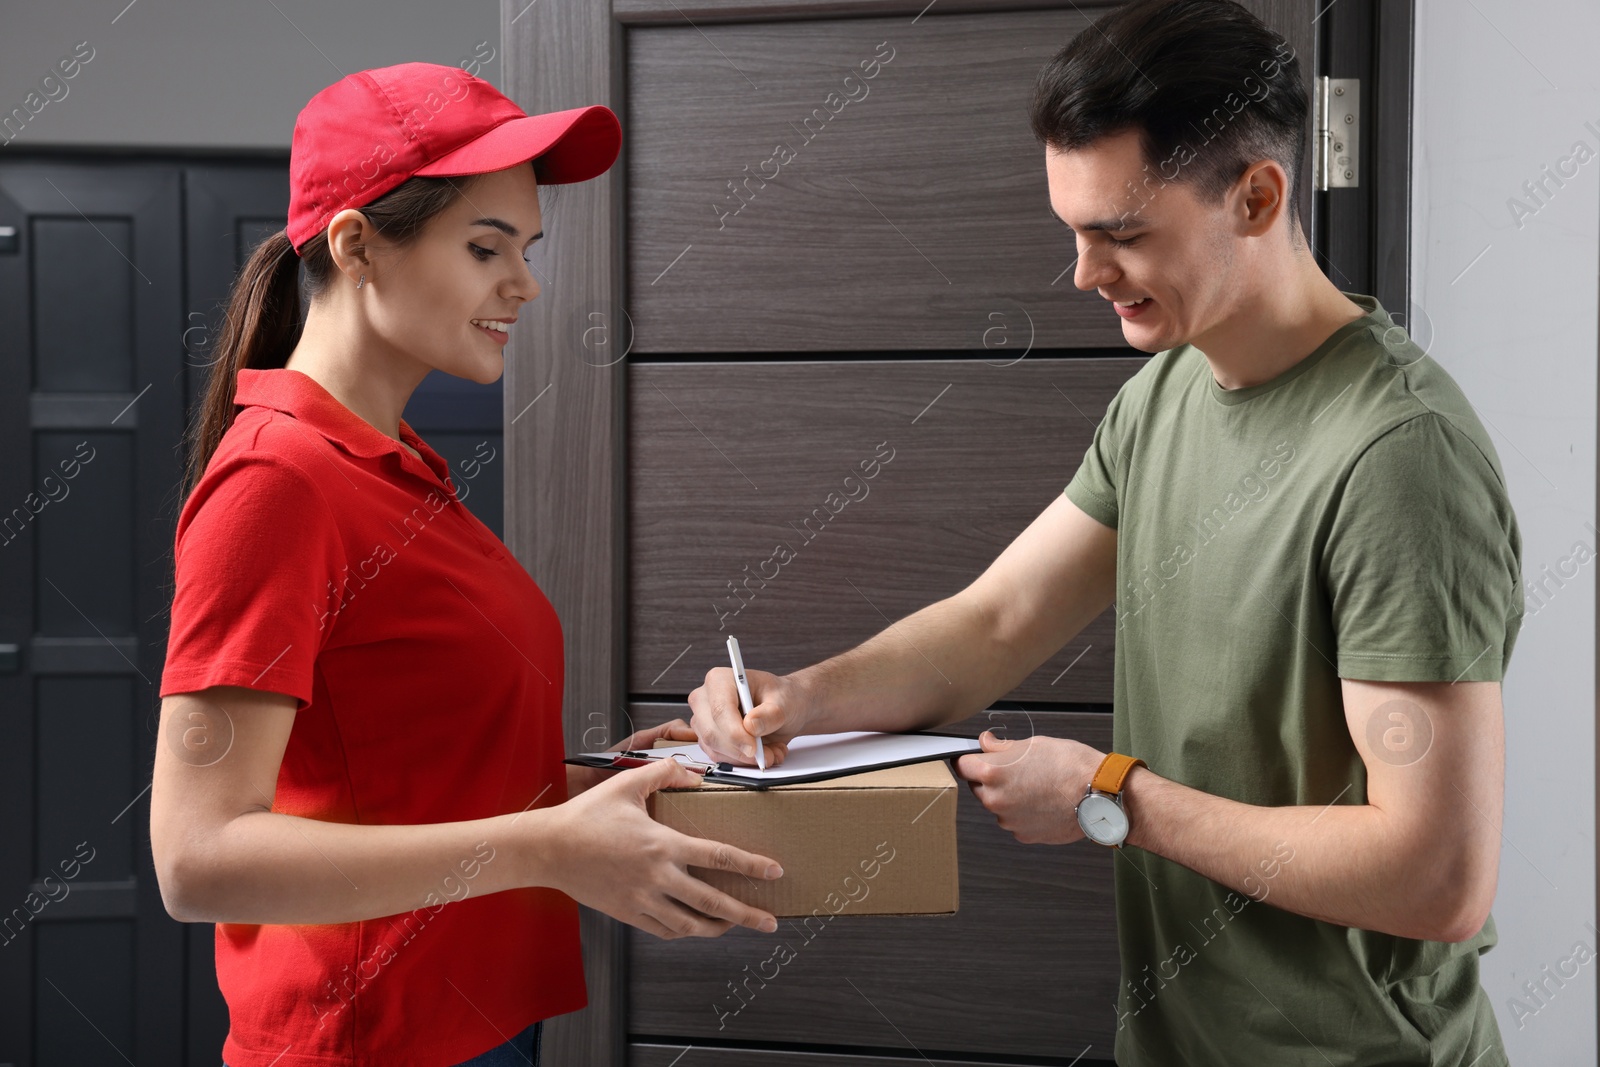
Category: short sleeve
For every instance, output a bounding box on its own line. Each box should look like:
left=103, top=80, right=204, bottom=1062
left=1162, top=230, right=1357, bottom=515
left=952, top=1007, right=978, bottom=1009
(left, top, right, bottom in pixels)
left=1322, top=413, right=1523, bottom=683
left=1064, top=378, right=1136, bottom=529
left=160, top=450, right=345, bottom=711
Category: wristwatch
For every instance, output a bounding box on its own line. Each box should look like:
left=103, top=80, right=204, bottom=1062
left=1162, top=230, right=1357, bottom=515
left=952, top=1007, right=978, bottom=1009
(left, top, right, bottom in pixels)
left=1075, top=752, right=1146, bottom=848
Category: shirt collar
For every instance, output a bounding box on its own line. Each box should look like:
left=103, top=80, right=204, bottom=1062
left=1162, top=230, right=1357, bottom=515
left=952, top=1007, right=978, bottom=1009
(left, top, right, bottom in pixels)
left=1204, top=292, right=1388, bottom=407
left=234, top=367, right=449, bottom=482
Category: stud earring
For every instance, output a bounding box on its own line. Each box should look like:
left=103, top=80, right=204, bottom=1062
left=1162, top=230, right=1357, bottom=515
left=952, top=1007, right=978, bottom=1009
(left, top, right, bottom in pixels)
left=356, top=274, right=366, bottom=289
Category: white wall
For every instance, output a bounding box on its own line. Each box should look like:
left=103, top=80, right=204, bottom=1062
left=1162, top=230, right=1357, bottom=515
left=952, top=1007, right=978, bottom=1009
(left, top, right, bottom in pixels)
left=1413, top=0, right=1600, bottom=1060
left=0, top=0, right=499, bottom=151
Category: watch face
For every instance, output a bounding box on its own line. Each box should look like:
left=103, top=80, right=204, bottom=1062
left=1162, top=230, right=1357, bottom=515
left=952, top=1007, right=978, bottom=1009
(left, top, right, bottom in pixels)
left=1077, top=792, right=1129, bottom=846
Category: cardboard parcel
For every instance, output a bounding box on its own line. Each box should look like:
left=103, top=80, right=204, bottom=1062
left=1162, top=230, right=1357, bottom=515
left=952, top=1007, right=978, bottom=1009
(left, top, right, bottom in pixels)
left=648, top=744, right=960, bottom=917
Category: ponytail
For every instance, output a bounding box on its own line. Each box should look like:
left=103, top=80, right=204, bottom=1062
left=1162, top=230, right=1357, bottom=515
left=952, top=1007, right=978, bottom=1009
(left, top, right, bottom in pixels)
left=181, top=229, right=303, bottom=501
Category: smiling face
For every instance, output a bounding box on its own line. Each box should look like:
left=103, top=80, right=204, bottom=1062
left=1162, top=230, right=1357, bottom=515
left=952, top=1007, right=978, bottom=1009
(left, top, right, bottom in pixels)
left=1047, top=128, right=1255, bottom=354
left=358, top=162, right=544, bottom=385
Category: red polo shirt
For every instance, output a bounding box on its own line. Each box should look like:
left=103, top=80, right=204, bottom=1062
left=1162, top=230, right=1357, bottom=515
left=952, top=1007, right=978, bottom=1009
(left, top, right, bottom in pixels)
left=160, top=367, right=584, bottom=1067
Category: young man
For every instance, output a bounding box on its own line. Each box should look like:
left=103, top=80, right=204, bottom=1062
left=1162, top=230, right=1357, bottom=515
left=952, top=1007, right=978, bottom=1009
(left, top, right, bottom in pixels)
left=689, top=1, right=1522, bottom=1064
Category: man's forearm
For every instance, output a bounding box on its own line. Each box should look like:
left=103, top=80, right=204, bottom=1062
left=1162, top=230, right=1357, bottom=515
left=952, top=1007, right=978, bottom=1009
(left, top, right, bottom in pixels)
left=1122, top=768, right=1495, bottom=943
left=788, top=593, right=1029, bottom=734
left=777, top=493, right=1115, bottom=739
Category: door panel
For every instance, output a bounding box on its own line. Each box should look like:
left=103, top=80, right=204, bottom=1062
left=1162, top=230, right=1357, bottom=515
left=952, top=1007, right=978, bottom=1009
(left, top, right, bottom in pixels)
left=0, top=159, right=187, bottom=1067
left=628, top=358, right=1139, bottom=702
left=625, top=0, right=1313, bottom=353
left=627, top=8, right=1120, bottom=352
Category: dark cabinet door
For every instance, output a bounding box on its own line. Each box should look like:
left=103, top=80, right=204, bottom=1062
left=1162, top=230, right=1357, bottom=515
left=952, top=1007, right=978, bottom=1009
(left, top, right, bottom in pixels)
left=0, top=156, right=508, bottom=1067
left=0, top=159, right=186, bottom=1067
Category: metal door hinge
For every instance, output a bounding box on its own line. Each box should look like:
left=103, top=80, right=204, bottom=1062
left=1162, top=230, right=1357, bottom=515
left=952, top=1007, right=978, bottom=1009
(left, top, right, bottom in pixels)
left=1315, top=77, right=1360, bottom=190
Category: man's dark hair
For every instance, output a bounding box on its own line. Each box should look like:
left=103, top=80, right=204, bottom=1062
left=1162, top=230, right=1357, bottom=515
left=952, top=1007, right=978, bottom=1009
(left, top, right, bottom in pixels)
left=1030, top=0, right=1308, bottom=218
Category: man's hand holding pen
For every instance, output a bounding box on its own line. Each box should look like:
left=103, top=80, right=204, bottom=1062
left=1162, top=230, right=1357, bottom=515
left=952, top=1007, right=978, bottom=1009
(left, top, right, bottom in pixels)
left=689, top=664, right=813, bottom=769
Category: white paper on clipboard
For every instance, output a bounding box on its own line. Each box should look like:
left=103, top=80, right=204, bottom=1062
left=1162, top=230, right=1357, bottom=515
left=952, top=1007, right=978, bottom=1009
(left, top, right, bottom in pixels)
left=576, top=730, right=981, bottom=785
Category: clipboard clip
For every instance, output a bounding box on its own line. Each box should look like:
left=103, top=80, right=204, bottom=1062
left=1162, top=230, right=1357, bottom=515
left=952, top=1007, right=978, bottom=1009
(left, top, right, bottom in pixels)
left=607, top=750, right=720, bottom=775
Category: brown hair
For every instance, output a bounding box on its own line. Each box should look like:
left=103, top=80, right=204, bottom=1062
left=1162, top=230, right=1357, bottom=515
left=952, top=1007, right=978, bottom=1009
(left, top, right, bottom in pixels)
left=181, top=160, right=552, bottom=501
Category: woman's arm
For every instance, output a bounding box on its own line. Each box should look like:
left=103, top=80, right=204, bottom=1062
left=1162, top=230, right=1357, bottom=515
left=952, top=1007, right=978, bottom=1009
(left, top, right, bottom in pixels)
left=151, top=686, right=782, bottom=938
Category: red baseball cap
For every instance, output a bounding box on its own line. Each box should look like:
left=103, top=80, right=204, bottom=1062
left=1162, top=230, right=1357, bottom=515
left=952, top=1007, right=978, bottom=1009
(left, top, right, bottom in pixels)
left=286, top=61, right=621, bottom=255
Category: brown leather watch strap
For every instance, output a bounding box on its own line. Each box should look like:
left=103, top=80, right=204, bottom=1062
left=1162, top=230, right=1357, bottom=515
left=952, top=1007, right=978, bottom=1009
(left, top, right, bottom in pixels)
left=1090, top=752, right=1146, bottom=796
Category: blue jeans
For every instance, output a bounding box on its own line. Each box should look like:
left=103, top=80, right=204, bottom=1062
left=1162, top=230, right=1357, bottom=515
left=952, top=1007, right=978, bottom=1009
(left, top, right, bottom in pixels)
left=450, top=1020, right=542, bottom=1066
left=223, top=1020, right=542, bottom=1067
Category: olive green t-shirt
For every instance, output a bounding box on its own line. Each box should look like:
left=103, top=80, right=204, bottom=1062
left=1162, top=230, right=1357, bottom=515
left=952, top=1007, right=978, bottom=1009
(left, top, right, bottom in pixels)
left=1064, top=293, right=1523, bottom=1067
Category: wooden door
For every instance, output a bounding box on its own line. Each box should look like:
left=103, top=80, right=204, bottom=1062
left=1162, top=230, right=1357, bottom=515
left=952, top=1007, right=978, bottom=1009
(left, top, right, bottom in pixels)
left=502, top=1, right=1400, bottom=1063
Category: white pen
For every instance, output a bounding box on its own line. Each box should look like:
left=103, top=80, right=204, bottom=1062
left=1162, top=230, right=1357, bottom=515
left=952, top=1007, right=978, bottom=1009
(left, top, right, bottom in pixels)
left=726, top=635, right=765, bottom=770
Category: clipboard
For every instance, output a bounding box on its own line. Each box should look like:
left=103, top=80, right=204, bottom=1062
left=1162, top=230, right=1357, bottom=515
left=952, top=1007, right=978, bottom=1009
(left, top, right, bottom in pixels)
left=566, top=729, right=982, bottom=790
